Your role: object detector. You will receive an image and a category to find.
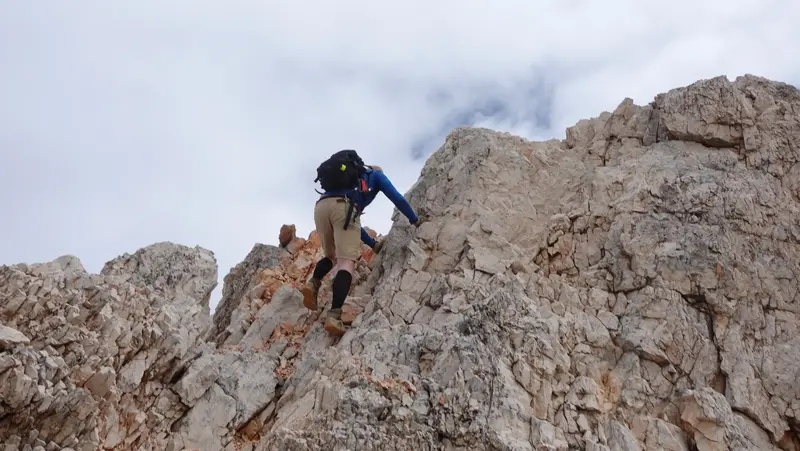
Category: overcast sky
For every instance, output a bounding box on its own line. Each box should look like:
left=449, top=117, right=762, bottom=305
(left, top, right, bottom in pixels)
left=2, top=1, right=798, bottom=311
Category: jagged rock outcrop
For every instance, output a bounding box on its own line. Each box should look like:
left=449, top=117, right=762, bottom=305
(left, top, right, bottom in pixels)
left=206, top=243, right=287, bottom=347
left=0, top=244, right=218, bottom=450
left=0, top=227, right=378, bottom=451
left=2, top=73, right=800, bottom=451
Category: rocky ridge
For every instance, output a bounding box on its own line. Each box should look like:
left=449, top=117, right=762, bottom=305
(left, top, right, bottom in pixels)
left=2, top=73, right=800, bottom=450
left=0, top=228, right=378, bottom=451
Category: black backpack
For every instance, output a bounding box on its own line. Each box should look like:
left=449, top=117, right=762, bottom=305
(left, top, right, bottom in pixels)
left=314, top=149, right=366, bottom=192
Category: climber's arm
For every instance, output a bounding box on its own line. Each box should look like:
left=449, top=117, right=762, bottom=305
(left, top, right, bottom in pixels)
left=361, top=227, right=377, bottom=248
left=373, top=171, right=420, bottom=224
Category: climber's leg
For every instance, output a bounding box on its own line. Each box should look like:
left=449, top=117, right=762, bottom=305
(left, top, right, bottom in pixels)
left=324, top=269, right=352, bottom=335
left=314, top=197, right=337, bottom=259
left=324, top=199, right=361, bottom=335
left=302, top=257, right=333, bottom=310
left=331, top=199, right=362, bottom=266
left=303, top=198, right=337, bottom=310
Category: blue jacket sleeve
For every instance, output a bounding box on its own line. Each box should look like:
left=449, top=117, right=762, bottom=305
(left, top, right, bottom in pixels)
left=373, top=172, right=419, bottom=224
left=360, top=227, right=376, bottom=248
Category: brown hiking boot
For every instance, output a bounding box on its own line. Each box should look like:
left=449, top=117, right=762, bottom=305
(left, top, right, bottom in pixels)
left=323, top=308, right=346, bottom=336
left=301, top=278, right=322, bottom=310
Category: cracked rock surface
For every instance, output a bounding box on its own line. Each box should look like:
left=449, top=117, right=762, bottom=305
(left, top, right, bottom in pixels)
left=2, top=74, right=800, bottom=450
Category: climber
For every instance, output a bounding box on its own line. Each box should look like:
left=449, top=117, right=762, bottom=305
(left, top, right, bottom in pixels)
left=302, top=150, right=426, bottom=336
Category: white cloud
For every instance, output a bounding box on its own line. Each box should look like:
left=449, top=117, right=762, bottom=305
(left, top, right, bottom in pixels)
left=1, top=0, right=798, bottom=310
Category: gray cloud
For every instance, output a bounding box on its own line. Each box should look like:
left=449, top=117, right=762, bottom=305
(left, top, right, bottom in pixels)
left=1, top=0, right=798, bottom=310
left=410, top=69, right=557, bottom=158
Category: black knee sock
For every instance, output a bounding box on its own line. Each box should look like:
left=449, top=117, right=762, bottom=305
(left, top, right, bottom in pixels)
left=331, top=270, right=352, bottom=310
left=312, top=257, right=334, bottom=280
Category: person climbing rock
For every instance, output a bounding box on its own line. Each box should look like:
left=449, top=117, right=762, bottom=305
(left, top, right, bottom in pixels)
left=302, top=150, right=426, bottom=336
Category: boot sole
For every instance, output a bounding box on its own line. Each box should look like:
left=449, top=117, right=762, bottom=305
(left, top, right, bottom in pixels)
left=324, top=322, right=346, bottom=336
left=301, top=287, right=317, bottom=310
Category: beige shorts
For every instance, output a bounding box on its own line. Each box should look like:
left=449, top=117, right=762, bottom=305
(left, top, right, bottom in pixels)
left=314, top=196, right=362, bottom=261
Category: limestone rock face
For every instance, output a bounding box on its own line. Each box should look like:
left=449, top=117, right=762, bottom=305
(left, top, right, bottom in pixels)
left=2, top=73, right=800, bottom=451
left=0, top=244, right=218, bottom=450
left=0, top=226, right=377, bottom=450
left=249, top=74, right=800, bottom=450
left=206, top=243, right=289, bottom=347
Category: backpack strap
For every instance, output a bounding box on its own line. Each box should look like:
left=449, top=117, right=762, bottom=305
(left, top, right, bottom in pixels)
left=342, top=176, right=369, bottom=230
left=343, top=195, right=356, bottom=231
